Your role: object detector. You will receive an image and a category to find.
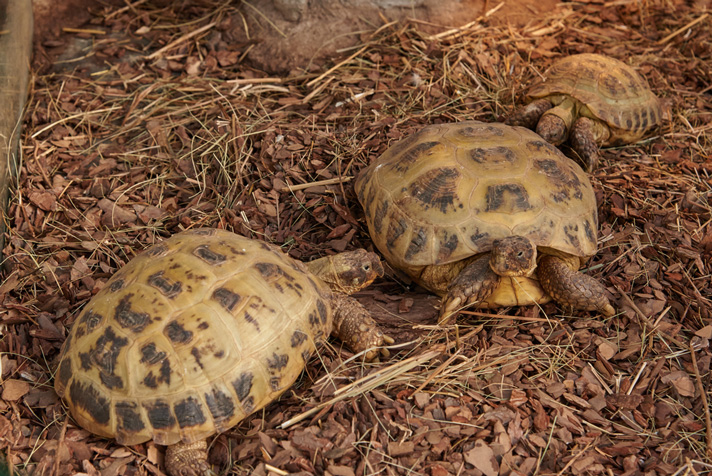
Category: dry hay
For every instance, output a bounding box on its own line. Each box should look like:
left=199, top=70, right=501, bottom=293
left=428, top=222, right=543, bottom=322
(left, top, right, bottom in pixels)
left=1, top=0, right=711, bottom=475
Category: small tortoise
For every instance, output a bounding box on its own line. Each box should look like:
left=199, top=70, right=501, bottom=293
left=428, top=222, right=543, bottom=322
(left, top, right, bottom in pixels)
left=355, top=121, right=615, bottom=324
left=54, top=228, right=392, bottom=476
left=506, top=53, right=662, bottom=171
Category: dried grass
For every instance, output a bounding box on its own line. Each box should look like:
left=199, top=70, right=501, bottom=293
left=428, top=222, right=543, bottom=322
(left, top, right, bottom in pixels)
left=1, top=0, right=711, bottom=474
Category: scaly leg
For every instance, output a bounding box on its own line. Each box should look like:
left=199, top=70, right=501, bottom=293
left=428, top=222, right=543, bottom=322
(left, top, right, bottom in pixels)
left=165, top=440, right=214, bottom=476
left=331, top=293, right=394, bottom=361
left=537, top=255, right=615, bottom=317
left=438, top=254, right=500, bottom=325
left=505, top=98, right=553, bottom=130
left=570, top=117, right=610, bottom=172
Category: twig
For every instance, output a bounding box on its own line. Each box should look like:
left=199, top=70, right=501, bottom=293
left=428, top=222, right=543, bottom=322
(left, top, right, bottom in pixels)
left=105, top=0, right=150, bottom=20
left=616, top=285, right=687, bottom=348
left=460, top=309, right=551, bottom=322
left=227, top=77, right=285, bottom=85
left=306, top=45, right=369, bottom=88
left=689, top=343, right=712, bottom=460
left=62, top=28, right=106, bottom=35
left=409, top=349, right=464, bottom=396
left=30, top=107, right=122, bottom=138
left=556, top=442, right=593, bottom=476
left=281, top=176, right=353, bottom=192
left=51, top=417, right=69, bottom=476
left=658, top=13, right=709, bottom=44
left=146, top=22, right=217, bottom=60
left=279, top=347, right=443, bottom=429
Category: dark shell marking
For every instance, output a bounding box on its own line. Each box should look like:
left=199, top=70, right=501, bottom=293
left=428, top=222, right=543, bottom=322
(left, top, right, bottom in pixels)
left=485, top=184, right=532, bottom=213
left=354, top=120, right=600, bottom=280
left=56, top=229, right=333, bottom=446
left=527, top=53, right=661, bottom=139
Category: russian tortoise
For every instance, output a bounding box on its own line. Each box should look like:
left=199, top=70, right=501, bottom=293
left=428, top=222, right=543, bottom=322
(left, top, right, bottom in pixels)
left=54, top=228, right=392, bottom=476
left=355, top=121, right=615, bottom=324
left=506, top=53, right=662, bottom=171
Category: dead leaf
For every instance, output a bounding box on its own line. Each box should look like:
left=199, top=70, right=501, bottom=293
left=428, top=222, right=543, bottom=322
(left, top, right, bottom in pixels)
left=464, top=440, right=499, bottom=476
left=388, top=441, right=414, bottom=456
left=28, top=190, right=57, bottom=211
left=1, top=379, right=30, bottom=401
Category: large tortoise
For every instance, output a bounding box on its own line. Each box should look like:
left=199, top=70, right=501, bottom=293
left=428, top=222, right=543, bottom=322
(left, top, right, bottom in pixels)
left=54, top=228, right=391, bottom=476
left=506, top=53, right=662, bottom=171
left=355, top=121, right=615, bottom=324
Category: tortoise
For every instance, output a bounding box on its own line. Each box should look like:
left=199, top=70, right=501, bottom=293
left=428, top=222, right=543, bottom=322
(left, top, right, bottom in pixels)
left=354, top=121, right=615, bottom=324
left=506, top=53, right=662, bottom=171
left=54, top=228, right=392, bottom=476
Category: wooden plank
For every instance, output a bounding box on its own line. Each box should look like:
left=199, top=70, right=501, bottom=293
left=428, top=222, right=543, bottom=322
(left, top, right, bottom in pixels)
left=0, top=0, right=32, bottom=257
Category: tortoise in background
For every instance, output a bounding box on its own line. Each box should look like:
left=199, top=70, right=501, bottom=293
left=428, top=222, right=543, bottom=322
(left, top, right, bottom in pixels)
left=55, top=228, right=392, bottom=476
left=355, top=121, right=615, bottom=324
left=506, top=53, right=662, bottom=171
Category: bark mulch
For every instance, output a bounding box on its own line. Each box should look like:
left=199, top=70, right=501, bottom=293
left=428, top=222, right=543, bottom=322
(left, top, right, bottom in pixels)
left=1, top=0, right=711, bottom=475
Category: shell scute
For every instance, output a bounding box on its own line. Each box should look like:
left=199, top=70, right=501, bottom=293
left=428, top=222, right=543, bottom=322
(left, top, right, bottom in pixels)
left=527, top=53, right=661, bottom=142
left=355, top=121, right=598, bottom=271
left=56, top=229, right=334, bottom=446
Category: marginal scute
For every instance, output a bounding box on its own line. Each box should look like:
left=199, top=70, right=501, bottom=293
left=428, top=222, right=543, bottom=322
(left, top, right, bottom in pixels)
left=56, top=229, right=339, bottom=446
left=267, top=353, right=288, bottom=370
left=354, top=120, right=601, bottom=309
left=526, top=53, right=661, bottom=144
left=232, top=372, right=253, bottom=402
left=174, top=396, right=206, bottom=428
left=144, top=400, right=177, bottom=430
left=56, top=358, right=72, bottom=391
left=204, top=387, right=236, bottom=422
left=115, top=401, right=146, bottom=432
left=69, top=379, right=111, bottom=426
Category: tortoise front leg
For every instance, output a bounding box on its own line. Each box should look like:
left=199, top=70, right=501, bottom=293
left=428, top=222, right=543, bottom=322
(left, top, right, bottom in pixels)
left=438, top=254, right=500, bottom=325
left=330, top=293, right=394, bottom=361
left=165, top=440, right=214, bottom=476
left=505, top=98, right=553, bottom=130
left=570, top=117, right=611, bottom=172
left=537, top=255, right=615, bottom=317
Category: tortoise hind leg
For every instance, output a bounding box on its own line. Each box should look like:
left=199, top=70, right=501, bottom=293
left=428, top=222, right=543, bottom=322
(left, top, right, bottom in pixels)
left=537, top=255, right=615, bottom=317
left=165, top=440, right=215, bottom=476
left=439, top=254, right=500, bottom=325
left=505, top=98, right=553, bottom=129
left=570, top=117, right=610, bottom=172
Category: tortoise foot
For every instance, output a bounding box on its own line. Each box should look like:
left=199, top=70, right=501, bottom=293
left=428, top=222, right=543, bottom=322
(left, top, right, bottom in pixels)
left=331, top=293, right=394, bottom=361
left=536, top=113, right=568, bottom=146
left=537, top=255, right=615, bottom=317
left=439, top=255, right=500, bottom=325
left=570, top=117, right=609, bottom=172
left=506, top=98, right=553, bottom=130
left=165, top=440, right=215, bottom=476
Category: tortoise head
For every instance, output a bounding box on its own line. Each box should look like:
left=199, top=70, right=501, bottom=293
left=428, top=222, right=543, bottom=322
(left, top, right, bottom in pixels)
left=306, top=249, right=384, bottom=295
left=489, top=236, right=537, bottom=277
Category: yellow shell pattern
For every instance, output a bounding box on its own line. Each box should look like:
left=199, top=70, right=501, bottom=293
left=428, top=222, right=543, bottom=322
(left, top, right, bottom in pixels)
left=55, top=228, right=333, bottom=446
left=355, top=121, right=598, bottom=290
left=527, top=53, right=662, bottom=145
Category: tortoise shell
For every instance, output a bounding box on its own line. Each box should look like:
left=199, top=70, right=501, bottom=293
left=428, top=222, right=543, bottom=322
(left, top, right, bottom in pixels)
left=526, top=53, right=662, bottom=145
left=55, top=228, right=333, bottom=447
left=355, top=121, right=598, bottom=277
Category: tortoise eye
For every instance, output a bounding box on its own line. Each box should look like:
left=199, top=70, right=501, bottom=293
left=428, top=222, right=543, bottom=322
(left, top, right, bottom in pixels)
left=363, top=264, right=371, bottom=272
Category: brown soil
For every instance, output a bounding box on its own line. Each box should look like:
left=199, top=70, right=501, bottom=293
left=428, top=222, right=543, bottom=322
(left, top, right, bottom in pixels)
left=2, top=0, right=712, bottom=475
